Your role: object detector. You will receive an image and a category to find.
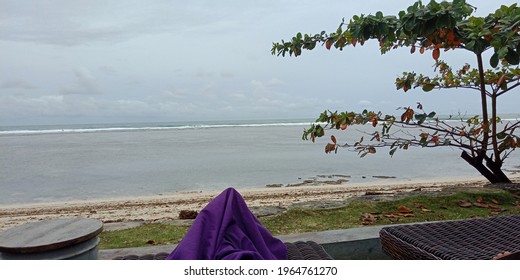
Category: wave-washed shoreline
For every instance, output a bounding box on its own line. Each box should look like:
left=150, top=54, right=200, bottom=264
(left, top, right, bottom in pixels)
left=2, top=176, right=515, bottom=232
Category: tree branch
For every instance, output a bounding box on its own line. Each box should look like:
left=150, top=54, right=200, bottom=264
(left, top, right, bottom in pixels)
left=476, top=53, right=489, bottom=160
left=496, top=79, right=520, bottom=97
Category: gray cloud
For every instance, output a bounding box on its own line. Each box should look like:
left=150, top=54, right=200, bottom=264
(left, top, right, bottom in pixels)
left=0, top=79, right=37, bottom=90
left=1, top=0, right=518, bottom=125
left=0, top=1, right=176, bottom=46
left=0, top=1, right=272, bottom=46
left=60, top=68, right=99, bottom=95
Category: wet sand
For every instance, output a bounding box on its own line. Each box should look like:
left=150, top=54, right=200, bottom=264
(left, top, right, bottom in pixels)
left=1, top=176, right=516, bottom=231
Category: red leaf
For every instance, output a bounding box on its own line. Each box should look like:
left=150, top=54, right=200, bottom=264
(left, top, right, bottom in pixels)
left=491, top=198, right=501, bottom=205
left=432, top=48, right=440, bottom=60
left=401, top=112, right=407, bottom=122
left=384, top=213, right=399, bottom=218
left=397, top=213, right=415, bottom=217
left=447, top=30, right=456, bottom=42
left=325, top=39, right=333, bottom=50
left=331, top=135, right=337, bottom=144
left=473, top=202, right=489, bottom=208
left=397, top=206, right=413, bottom=213
left=325, top=143, right=336, bottom=154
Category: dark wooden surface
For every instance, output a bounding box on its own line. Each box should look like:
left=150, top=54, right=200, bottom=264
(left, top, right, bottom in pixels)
left=0, top=218, right=103, bottom=254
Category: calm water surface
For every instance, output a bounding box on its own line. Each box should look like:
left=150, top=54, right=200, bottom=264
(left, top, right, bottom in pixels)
left=1, top=120, right=519, bottom=205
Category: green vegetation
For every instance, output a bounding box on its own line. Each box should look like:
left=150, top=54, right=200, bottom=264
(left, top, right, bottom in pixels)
left=272, top=0, right=520, bottom=183
left=99, top=188, right=520, bottom=249
left=262, top=189, right=520, bottom=235
left=100, top=223, right=190, bottom=249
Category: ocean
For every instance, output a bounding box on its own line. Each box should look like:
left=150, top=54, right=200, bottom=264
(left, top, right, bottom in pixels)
left=1, top=118, right=520, bottom=205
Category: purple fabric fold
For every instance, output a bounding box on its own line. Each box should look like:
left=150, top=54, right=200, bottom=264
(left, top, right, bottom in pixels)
left=166, top=187, right=287, bottom=260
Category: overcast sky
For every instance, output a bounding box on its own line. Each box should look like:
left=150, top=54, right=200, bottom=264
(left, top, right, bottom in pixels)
left=1, top=0, right=518, bottom=125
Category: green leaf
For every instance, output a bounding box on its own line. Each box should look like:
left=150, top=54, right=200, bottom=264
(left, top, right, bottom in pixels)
left=490, top=53, right=499, bottom=68
left=498, top=47, right=509, bottom=59
left=315, top=125, right=324, bottom=137
left=435, top=14, right=451, bottom=28
left=422, top=83, right=436, bottom=92
left=389, top=147, right=398, bottom=157
left=336, top=25, right=343, bottom=34
left=505, top=49, right=520, bottom=65
left=420, top=137, right=428, bottom=146
left=465, top=41, right=475, bottom=52
left=404, top=19, right=415, bottom=32
left=500, top=81, right=508, bottom=91
left=453, top=0, right=465, bottom=7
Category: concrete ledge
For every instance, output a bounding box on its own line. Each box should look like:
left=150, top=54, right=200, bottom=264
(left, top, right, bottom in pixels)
left=100, top=244, right=175, bottom=260
left=99, top=225, right=391, bottom=260
left=277, top=225, right=391, bottom=260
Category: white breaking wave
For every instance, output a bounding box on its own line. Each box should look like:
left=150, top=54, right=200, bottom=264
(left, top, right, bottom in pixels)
left=2, top=114, right=519, bottom=136
left=0, top=121, right=313, bottom=136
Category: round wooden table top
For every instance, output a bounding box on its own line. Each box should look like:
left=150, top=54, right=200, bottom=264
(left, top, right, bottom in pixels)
left=0, top=218, right=103, bottom=254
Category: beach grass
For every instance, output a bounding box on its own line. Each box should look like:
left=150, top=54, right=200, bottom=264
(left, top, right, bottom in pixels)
left=98, top=189, right=520, bottom=249
left=100, top=224, right=190, bottom=249
left=262, top=190, right=520, bottom=235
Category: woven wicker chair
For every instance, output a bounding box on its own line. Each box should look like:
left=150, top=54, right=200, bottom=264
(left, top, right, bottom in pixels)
left=112, top=241, right=333, bottom=260
left=379, top=215, right=520, bottom=260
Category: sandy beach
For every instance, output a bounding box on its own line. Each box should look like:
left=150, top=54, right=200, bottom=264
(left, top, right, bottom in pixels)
left=2, top=176, right=515, bottom=232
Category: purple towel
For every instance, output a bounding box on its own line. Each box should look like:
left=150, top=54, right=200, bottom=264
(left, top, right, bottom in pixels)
left=166, top=188, right=287, bottom=260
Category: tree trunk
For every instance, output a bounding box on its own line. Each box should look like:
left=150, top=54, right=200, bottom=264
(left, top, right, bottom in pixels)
left=460, top=151, right=511, bottom=183
left=485, top=157, right=512, bottom=183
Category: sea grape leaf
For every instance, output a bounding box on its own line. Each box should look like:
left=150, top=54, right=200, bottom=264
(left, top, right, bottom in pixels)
left=397, top=205, right=413, bottom=213
left=422, top=83, right=436, bottom=92
left=490, top=53, right=499, bottom=68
